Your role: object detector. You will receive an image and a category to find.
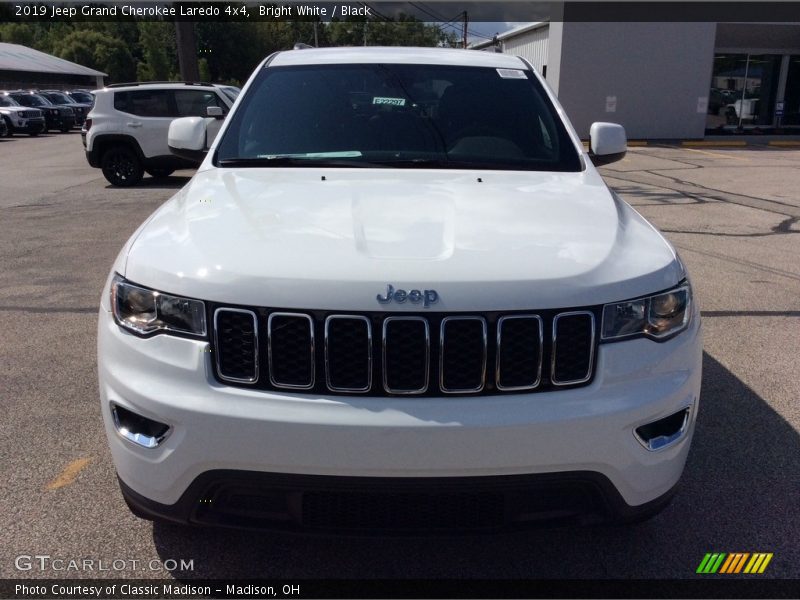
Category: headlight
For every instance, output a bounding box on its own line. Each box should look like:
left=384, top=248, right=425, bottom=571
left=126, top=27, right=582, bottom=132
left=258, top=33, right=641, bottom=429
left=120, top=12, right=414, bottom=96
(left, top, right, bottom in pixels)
left=601, top=282, right=691, bottom=342
left=111, top=274, right=206, bottom=337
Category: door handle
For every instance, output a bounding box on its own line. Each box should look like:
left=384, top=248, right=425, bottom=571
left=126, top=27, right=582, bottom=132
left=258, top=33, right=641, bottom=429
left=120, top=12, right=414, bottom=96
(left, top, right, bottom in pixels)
left=126, top=122, right=142, bottom=128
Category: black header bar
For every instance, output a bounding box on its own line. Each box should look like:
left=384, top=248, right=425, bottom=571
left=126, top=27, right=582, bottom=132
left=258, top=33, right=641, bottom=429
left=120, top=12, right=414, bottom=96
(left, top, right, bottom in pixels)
left=3, top=2, right=800, bottom=23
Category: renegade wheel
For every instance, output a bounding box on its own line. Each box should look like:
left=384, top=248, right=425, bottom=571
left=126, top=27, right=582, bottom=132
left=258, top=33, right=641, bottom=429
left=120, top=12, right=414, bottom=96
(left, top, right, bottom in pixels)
left=145, top=168, right=175, bottom=179
left=2, top=117, right=12, bottom=137
left=101, top=147, right=144, bottom=187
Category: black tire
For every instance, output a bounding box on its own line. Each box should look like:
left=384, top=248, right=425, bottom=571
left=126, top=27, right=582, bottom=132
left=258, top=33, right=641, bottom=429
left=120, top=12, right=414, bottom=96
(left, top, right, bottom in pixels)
left=145, top=168, right=175, bottom=179
left=101, top=146, right=144, bottom=187
left=2, top=117, right=12, bottom=137
left=60, top=125, right=71, bottom=133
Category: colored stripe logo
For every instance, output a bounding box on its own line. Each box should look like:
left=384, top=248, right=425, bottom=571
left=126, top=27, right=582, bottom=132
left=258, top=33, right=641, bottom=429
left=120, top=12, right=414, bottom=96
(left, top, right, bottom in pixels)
left=697, top=553, right=773, bottom=574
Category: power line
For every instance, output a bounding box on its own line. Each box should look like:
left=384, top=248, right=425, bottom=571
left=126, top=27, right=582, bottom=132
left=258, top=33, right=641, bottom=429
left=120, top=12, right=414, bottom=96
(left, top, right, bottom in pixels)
left=408, top=2, right=494, bottom=41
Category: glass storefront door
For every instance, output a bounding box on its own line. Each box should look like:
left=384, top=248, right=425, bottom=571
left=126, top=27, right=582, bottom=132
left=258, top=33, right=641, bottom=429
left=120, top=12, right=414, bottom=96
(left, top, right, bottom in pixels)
left=782, top=56, right=800, bottom=127
left=706, top=53, right=783, bottom=133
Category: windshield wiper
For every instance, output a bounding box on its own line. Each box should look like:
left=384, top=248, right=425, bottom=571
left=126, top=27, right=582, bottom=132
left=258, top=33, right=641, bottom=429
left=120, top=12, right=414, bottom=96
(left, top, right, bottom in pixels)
left=217, top=157, right=378, bottom=168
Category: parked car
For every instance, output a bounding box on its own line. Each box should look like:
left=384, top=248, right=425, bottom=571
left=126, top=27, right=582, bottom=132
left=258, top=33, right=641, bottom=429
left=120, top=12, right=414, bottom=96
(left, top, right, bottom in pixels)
left=66, top=89, right=96, bottom=107
left=37, top=89, right=91, bottom=127
left=0, top=94, right=45, bottom=136
left=4, top=90, right=74, bottom=132
left=99, top=47, right=702, bottom=533
left=83, top=82, right=234, bottom=186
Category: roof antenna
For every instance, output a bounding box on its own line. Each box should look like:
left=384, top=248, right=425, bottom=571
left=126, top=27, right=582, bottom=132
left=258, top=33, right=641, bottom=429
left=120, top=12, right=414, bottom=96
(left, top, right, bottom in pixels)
left=293, top=43, right=315, bottom=50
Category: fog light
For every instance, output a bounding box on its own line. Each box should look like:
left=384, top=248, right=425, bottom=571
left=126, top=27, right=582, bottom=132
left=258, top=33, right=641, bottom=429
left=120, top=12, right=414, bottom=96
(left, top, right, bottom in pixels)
left=111, top=404, right=170, bottom=449
left=634, top=407, right=691, bottom=451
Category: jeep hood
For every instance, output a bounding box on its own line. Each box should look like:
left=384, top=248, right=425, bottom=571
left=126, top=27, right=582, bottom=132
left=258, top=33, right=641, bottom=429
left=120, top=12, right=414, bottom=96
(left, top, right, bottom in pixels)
left=124, top=167, right=684, bottom=311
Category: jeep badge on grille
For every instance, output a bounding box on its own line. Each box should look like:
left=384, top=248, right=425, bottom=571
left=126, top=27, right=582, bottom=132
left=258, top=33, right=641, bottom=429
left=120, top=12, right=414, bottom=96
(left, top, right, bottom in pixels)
left=377, top=284, right=439, bottom=308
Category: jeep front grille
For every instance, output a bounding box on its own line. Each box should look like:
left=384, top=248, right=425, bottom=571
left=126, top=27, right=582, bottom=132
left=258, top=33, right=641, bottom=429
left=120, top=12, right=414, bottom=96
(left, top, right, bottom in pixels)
left=209, top=307, right=598, bottom=396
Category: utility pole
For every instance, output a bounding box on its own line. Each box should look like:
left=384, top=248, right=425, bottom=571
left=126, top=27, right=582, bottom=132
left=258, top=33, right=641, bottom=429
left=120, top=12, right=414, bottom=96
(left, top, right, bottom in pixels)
left=313, top=21, right=319, bottom=47
left=462, top=11, right=468, bottom=48
left=174, top=8, right=200, bottom=82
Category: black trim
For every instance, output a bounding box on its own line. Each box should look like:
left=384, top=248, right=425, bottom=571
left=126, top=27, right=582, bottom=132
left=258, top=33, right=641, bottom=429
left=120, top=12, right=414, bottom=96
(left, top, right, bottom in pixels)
left=589, top=150, right=627, bottom=166
left=168, top=145, right=207, bottom=164
left=118, top=470, right=678, bottom=534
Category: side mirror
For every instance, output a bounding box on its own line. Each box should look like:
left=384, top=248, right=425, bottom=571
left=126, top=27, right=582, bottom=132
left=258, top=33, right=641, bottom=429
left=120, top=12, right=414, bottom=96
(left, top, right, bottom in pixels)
left=168, top=117, right=208, bottom=163
left=589, top=122, right=627, bottom=166
left=206, top=105, right=224, bottom=119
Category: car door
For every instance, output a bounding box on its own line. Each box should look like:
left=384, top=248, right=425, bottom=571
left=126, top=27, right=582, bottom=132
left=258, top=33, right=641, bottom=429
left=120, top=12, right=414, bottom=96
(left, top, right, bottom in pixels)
left=114, top=89, right=174, bottom=158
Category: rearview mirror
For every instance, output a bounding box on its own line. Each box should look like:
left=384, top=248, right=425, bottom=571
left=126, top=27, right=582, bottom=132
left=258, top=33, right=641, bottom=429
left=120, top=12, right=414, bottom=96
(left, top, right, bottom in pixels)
left=589, top=122, right=627, bottom=166
left=168, top=117, right=209, bottom=163
left=206, top=106, right=223, bottom=119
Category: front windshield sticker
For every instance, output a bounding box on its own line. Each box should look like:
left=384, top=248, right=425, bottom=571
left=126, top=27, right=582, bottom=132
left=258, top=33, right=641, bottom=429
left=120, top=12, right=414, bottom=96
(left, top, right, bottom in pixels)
left=372, top=96, right=406, bottom=106
left=496, top=68, right=527, bottom=79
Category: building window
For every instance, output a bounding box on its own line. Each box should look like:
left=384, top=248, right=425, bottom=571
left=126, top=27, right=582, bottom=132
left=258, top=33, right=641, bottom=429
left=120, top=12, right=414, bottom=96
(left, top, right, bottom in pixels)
left=706, top=53, right=782, bottom=132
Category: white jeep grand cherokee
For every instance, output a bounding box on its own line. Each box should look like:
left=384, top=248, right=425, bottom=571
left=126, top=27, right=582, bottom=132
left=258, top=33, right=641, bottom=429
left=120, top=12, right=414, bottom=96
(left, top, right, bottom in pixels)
left=98, top=47, right=702, bottom=533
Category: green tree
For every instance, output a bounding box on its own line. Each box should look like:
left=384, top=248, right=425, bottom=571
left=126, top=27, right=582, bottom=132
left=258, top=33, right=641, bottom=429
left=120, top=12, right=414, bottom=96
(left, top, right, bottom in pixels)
left=53, top=30, right=136, bottom=83
left=0, top=23, right=36, bottom=46
left=137, top=22, right=177, bottom=81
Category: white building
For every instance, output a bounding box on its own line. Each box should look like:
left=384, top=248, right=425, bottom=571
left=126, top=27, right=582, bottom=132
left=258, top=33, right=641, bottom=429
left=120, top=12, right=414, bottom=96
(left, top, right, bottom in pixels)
left=473, top=22, right=800, bottom=139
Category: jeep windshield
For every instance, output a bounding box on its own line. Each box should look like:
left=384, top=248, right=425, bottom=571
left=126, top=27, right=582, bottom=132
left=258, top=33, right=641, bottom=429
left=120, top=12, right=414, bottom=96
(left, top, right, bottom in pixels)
left=215, top=63, right=582, bottom=171
left=41, top=92, right=73, bottom=105
left=12, top=94, right=49, bottom=107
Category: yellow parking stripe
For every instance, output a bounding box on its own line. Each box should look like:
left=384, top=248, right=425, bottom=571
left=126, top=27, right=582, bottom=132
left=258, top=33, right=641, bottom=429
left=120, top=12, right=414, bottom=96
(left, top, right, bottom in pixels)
left=768, top=140, right=800, bottom=146
left=46, top=458, right=92, bottom=490
left=682, top=140, right=747, bottom=147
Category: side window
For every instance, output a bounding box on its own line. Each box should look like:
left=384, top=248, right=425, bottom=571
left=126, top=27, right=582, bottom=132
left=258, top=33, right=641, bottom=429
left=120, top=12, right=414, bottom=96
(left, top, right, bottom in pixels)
left=113, top=90, right=171, bottom=117
left=173, top=90, right=226, bottom=117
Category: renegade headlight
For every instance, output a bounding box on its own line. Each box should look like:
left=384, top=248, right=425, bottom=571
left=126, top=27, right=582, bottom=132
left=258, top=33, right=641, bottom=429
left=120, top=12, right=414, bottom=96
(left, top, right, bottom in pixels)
left=601, top=282, right=691, bottom=342
left=111, top=274, right=206, bottom=337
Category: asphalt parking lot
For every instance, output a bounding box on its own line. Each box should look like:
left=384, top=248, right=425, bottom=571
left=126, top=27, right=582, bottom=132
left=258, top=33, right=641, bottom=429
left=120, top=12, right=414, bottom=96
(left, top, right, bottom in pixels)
left=1, top=132, right=798, bottom=581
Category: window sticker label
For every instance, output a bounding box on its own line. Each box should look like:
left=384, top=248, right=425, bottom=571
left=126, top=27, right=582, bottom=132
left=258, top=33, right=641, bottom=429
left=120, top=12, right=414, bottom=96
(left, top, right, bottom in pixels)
left=373, top=97, right=406, bottom=106
left=496, top=68, right=527, bottom=79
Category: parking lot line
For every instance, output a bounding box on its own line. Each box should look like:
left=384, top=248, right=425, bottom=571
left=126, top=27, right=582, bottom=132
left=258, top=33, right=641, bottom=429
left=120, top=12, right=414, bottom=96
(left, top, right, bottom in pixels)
left=46, top=458, right=92, bottom=490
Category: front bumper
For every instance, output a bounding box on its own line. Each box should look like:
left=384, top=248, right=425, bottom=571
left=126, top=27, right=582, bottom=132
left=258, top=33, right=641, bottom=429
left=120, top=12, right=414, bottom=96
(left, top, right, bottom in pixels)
left=44, top=113, right=74, bottom=130
left=98, top=302, right=702, bottom=527
left=11, top=117, right=45, bottom=133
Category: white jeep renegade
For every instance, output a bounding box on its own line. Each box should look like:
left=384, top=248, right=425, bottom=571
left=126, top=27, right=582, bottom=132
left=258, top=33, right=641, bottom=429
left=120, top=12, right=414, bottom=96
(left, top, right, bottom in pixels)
left=83, top=82, right=235, bottom=187
left=98, top=47, right=702, bottom=533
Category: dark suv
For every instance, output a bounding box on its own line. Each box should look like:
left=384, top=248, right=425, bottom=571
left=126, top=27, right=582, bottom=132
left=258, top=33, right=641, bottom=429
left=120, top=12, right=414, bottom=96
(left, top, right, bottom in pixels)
left=5, top=91, right=75, bottom=132
left=37, top=90, right=90, bottom=127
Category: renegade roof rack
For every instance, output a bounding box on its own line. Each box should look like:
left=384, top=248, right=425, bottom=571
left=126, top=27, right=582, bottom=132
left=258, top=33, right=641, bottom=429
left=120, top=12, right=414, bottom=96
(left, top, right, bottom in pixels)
left=106, top=81, right=213, bottom=88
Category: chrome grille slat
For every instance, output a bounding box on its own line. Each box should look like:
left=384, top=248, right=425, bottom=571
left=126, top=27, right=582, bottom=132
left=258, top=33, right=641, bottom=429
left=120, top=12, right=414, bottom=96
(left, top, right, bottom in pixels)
left=439, top=316, right=488, bottom=394
left=325, top=315, right=372, bottom=392
left=551, top=311, right=595, bottom=386
left=214, top=308, right=259, bottom=384
left=383, top=316, right=430, bottom=394
left=267, top=312, right=315, bottom=389
left=496, top=315, right=543, bottom=391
